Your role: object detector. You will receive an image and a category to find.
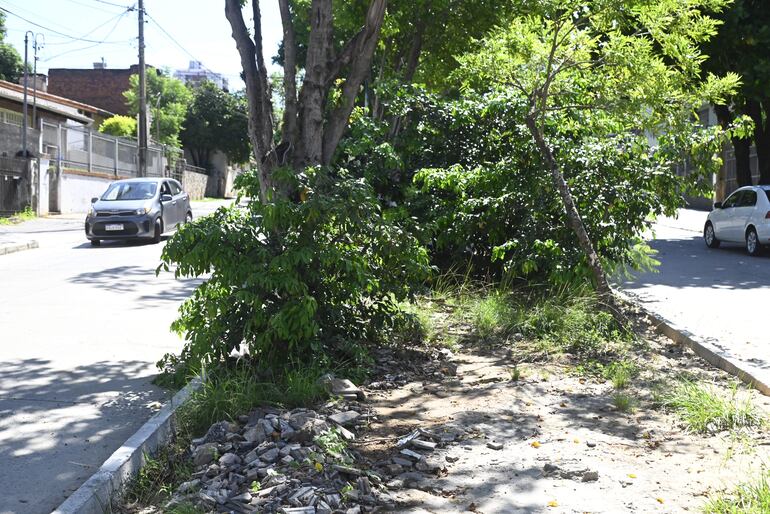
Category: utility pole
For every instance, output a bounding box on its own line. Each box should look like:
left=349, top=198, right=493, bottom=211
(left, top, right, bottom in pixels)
left=21, top=31, right=31, bottom=158
left=137, top=0, right=148, bottom=176
left=32, top=34, right=44, bottom=131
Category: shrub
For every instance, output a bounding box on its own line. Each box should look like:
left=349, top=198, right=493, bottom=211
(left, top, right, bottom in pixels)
left=98, top=115, right=136, bottom=138
left=158, top=167, right=430, bottom=374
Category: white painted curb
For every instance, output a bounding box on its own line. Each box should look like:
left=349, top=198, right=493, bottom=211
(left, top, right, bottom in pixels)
left=52, top=377, right=202, bottom=514
left=0, top=240, right=39, bottom=256
left=617, top=290, right=770, bottom=396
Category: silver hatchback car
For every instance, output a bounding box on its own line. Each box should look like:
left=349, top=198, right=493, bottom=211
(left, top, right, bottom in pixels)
left=85, top=177, right=192, bottom=246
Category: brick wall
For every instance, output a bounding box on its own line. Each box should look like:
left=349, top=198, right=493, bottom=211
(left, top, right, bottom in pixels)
left=47, top=65, right=142, bottom=116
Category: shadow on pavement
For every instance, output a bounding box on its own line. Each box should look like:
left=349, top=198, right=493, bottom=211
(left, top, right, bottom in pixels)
left=620, top=235, right=770, bottom=292
left=67, top=265, right=202, bottom=304
left=0, top=358, right=170, bottom=514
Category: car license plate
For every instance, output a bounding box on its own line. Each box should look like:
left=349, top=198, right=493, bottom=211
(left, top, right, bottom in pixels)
left=105, top=223, right=124, bottom=231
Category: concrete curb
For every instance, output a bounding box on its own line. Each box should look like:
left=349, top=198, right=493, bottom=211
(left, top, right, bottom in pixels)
left=0, top=240, right=39, bottom=256
left=617, top=290, right=770, bottom=396
left=52, top=377, right=203, bottom=514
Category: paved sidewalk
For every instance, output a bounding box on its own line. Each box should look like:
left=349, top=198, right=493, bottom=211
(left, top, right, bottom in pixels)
left=617, top=209, right=770, bottom=393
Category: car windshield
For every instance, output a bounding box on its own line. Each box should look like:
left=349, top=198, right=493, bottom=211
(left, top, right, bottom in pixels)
left=765, top=189, right=770, bottom=203
left=101, top=182, right=157, bottom=201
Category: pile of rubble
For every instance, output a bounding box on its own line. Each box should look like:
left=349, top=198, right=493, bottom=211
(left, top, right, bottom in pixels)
left=163, top=374, right=464, bottom=514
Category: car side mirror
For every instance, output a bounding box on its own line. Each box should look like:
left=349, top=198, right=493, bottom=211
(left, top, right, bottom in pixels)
left=713, top=202, right=722, bottom=209
left=161, top=194, right=173, bottom=202
left=91, top=197, right=98, bottom=204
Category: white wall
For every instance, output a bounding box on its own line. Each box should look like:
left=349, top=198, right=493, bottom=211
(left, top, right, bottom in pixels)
left=59, top=172, right=112, bottom=213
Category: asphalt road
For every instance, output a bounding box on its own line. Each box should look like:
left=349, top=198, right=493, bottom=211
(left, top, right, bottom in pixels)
left=0, top=200, right=229, bottom=514
left=618, top=209, right=770, bottom=390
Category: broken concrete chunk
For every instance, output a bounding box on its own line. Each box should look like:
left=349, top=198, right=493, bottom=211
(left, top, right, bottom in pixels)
left=328, top=411, right=361, bottom=426
left=412, top=439, right=437, bottom=451
left=318, top=374, right=366, bottom=400
left=486, top=441, right=504, bottom=450
left=400, top=448, right=423, bottom=460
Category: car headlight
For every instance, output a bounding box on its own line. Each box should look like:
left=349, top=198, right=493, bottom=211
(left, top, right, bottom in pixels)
left=88, top=207, right=97, bottom=217
left=135, top=207, right=149, bottom=215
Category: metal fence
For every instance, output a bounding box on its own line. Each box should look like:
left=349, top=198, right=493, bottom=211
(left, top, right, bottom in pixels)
left=40, top=120, right=180, bottom=178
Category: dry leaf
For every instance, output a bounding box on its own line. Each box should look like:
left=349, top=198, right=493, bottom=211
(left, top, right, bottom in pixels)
left=628, top=473, right=637, bottom=479
left=573, top=438, right=580, bottom=444
left=547, top=500, right=558, bottom=507
left=656, top=498, right=664, bottom=504
left=531, top=441, right=541, bottom=448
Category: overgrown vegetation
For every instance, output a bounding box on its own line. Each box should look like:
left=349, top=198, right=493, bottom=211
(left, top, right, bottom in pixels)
left=0, top=206, right=36, bottom=225
left=660, top=380, right=764, bottom=434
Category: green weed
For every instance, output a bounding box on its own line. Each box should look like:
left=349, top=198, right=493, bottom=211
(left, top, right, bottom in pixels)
left=121, top=448, right=192, bottom=507
left=466, top=291, right=514, bottom=339
left=314, top=427, right=351, bottom=463
left=0, top=206, right=35, bottom=225
left=613, top=392, right=636, bottom=413
left=177, top=363, right=326, bottom=437
left=702, top=471, right=770, bottom=513
left=660, top=380, right=763, bottom=434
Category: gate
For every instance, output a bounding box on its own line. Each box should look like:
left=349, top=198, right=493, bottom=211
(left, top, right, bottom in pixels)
left=0, top=156, right=33, bottom=216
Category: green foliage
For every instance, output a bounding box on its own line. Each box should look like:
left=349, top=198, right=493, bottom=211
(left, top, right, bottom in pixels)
left=703, top=471, right=770, bottom=514
left=159, top=168, right=430, bottom=373
left=122, top=448, right=192, bottom=507
left=0, top=206, right=35, bottom=225
left=467, top=291, right=515, bottom=340
left=660, top=380, right=764, bottom=434
left=98, top=115, right=137, bottom=138
left=314, top=427, right=351, bottom=463
left=403, top=0, right=735, bottom=284
left=124, top=69, right=192, bottom=147
left=175, top=363, right=326, bottom=437
left=181, top=81, right=250, bottom=169
left=0, top=13, right=22, bottom=83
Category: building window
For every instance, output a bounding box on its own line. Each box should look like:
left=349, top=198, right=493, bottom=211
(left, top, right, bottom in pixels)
left=0, top=108, right=24, bottom=126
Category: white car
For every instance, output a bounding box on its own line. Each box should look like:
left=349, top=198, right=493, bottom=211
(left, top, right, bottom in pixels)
left=704, top=185, right=770, bottom=256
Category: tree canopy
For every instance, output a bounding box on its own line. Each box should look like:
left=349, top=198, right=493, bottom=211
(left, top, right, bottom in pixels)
left=180, top=81, right=250, bottom=169
left=0, top=13, right=23, bottom=83
left=98, top=115, right=137, bottom=138
left=124, top=69, right=192, bottom=148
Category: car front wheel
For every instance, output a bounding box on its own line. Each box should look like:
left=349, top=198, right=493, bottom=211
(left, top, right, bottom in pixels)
left=152, top=219, right=162, bottom=244
left=746, top=227, right=762, bottom=256
left=704, top=222, right=720, bottom=248
left=90, top=239, right=100, bottom=247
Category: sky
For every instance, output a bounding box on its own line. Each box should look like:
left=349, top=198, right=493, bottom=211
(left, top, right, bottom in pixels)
left=1, top=0, right=284, bottom=91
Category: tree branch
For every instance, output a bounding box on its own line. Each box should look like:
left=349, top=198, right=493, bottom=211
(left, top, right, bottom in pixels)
left=322, top=0, right=388, bottom=165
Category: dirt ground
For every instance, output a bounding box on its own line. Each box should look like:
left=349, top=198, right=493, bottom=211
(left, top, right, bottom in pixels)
left=355, top=309, right=770, bottom=513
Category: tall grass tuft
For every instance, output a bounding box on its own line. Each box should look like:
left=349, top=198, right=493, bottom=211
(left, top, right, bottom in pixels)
left=660, top=380, right=763, bottom=434
left=703, top=471, right=770, bottom=513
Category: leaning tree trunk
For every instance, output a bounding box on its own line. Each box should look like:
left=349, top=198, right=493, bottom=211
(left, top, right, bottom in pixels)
left=524, top=114, right=612, bottom=298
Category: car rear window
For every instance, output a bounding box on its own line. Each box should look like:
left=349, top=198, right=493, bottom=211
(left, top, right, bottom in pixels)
left=765, top=190, right=770, bottom=203
left=102, top=182, right=157, bottom=201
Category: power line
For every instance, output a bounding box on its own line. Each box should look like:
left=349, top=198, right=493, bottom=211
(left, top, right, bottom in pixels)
left=90, top=0, right=134, bottom=8
left=44, top=7, right=133, bottom=61
left=0, top=6, right=131, bottom=44
left=45, top=5, right=135, bottom=46
left=59, top=0, right=127, bottom=15
left=145, top=11, right=217, bottom=75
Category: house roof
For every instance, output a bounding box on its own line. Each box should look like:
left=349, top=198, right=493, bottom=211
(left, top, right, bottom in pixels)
left=0, top=80, right=114, bottom=124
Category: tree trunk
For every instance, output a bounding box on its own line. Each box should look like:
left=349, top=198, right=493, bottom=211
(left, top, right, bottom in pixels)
left=225, top=0, right=275, bottom=202
left=278, top=0, right=298, bottom=149
left=297, top=0, right=334, bottom=169
left=714, top=104, right=753, bottom=187
left=524, top=114, right=612, bottom=297
left=749, top=99, right=770, bottom=185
